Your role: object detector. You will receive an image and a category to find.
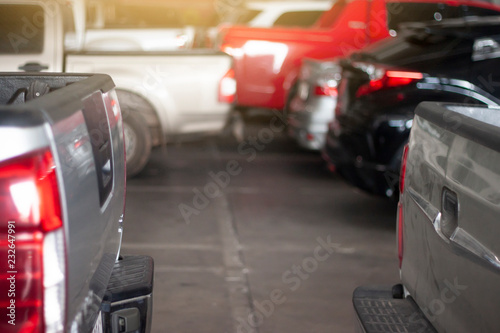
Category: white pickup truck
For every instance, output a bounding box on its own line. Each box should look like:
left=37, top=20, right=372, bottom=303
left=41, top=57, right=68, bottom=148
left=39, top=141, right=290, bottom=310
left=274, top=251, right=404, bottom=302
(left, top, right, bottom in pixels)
left=82, top=0, right=196, bottom=51
left=0, top=0, right=236, bottom=177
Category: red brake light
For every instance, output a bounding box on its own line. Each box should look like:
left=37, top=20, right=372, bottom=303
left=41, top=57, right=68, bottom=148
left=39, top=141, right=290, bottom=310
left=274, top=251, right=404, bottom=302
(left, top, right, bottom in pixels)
left=356, top=70, right=423, bottom=98
left=314, top=85, right=338, bottom=97
left=0, top=149, right=66, bottom=333
left=219, top=68, right=236, bottom=104
left=0, top=150, right=61, bottom=231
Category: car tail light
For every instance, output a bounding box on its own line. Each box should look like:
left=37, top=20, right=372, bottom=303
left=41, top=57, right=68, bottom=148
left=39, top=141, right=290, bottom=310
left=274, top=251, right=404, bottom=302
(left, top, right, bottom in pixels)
left=314, top=66, right=341, bottom=98
left=313, top=84, right=338, bottom=97
left=397, top=143, right=409, bottom=268
left=356, top=70, right=423, bottom=98
left=0, top=149, right=66, bottom=333
left=219, top=68, right=236, bottom=103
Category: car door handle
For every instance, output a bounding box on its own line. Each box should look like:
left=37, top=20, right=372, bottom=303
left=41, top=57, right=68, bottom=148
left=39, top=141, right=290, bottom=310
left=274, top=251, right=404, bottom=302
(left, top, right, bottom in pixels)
left=440, top=188, right=459, bottom=239
left=18, top=62, right=49, bottom=72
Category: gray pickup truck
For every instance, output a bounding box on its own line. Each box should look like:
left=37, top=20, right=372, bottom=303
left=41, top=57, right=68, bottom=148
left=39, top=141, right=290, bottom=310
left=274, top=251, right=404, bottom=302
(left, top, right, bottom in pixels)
left=0, top=73, right=153, bottom=332
left=353, top=101, right=500, bottom=332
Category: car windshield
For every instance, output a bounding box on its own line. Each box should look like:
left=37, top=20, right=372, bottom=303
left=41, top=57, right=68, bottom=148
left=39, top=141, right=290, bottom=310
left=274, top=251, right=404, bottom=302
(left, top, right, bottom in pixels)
left=313, top=0, right=347, bottom=28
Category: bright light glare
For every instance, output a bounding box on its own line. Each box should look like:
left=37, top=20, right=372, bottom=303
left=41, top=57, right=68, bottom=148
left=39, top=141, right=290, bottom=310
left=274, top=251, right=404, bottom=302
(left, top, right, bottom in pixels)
left=10, top=181, right=39, bottom=222
left=243, top=41, right=288, bottom=73
left=44, top=230, right=66, bottom=333
left=176, top=34, right=188, bottom=47
left=220, top=77, right=236, bottom=97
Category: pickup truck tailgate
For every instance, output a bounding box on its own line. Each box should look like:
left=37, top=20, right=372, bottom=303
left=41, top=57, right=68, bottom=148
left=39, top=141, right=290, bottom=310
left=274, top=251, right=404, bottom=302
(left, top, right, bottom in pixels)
left=402, top=102, right=500, bottom=333
left=0, top=74, right=125, bottom=331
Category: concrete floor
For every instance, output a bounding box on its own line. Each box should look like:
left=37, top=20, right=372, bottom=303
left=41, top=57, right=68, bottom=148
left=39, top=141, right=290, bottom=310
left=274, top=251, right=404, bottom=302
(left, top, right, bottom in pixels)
left=122, top=116, right=400, bottom=333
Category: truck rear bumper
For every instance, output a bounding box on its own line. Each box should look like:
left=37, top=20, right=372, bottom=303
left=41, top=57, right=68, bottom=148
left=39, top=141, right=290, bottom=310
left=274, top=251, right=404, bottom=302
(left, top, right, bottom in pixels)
left=353, top=286, right=437, bottom=333
left=102, top=255, right=154, bottom=333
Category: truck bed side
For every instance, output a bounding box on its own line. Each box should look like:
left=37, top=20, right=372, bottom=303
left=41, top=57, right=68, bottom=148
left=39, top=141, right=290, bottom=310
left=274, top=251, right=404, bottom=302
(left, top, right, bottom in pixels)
left=65, top=50, right=233, bottom=137
left=402, top=102, right=500, bottom=332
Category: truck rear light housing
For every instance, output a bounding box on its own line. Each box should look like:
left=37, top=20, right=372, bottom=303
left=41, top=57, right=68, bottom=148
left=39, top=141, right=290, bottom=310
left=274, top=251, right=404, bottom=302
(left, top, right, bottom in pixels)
left=314, top=84, right=338, bottom=97
left=219, top=68, right=236, bottom=103
left=356, top=69, right=423, bottom=98
left=0, top=149, right=66, bottom=333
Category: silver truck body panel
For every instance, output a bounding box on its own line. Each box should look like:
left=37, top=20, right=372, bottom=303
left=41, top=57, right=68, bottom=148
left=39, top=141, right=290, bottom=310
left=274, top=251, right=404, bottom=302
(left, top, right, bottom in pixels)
left=0, top=74, right=124, bottom=332
left=402, top=103, right=500, bottom=332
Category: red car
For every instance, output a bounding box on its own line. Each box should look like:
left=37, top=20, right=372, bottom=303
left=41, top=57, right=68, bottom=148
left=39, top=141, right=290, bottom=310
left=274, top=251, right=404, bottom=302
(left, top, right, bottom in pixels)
left=220, top=0, right=500, bottom=112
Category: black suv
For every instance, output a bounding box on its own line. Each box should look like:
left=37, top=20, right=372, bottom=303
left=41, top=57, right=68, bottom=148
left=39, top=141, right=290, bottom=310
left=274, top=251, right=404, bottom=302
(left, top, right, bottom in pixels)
left=323, top=17, right=500, bottom=199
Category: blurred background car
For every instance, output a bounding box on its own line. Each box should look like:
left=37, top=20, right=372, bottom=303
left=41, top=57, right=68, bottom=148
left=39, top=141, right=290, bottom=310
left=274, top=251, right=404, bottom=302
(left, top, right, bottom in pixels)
left=205, top=0, right=332, bottom=47
left=287, top=58, right=342, bottom=150
left=218, top=0, right=500, bottom=119
left=83, top=0, right=196, bottom=50
left=323, top=16, right=500, bottom=199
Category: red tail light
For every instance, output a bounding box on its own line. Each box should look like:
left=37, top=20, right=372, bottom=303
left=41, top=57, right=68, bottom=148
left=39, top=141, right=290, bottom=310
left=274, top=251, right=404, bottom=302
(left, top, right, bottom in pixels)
left=219, top=68, right=236, bottom=104
left=397, top=143, right=410, bottom=269
left=356, top=70, right=423, bottom=98
left=0, top=149, right=66, bottom=333
left=313, top=85, right=338, bottom=97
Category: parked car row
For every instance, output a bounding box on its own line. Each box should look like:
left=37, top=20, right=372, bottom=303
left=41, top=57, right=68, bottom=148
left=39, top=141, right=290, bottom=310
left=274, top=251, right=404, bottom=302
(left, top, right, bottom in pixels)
left=219, top=0, right=500, bottom=199
left=6, top=0, right=500, bottom=331
left=218, top=1, right=500, bottom=332
left=219, top=0, right=500, bottom=111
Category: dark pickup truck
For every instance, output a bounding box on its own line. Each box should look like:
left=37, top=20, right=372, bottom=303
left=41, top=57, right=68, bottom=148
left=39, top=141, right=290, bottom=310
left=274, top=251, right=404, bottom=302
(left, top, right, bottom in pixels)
left=0, top=73, right=153, bottom=333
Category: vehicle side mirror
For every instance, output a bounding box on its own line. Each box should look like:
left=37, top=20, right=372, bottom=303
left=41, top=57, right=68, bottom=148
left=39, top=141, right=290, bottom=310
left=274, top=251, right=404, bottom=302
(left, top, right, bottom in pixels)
left=472, top=38, right=500, bottom=61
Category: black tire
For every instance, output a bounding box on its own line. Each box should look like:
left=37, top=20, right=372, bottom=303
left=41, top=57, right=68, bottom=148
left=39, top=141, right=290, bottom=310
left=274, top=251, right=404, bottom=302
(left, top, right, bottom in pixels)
left=122, top=110, right=152, bottom=178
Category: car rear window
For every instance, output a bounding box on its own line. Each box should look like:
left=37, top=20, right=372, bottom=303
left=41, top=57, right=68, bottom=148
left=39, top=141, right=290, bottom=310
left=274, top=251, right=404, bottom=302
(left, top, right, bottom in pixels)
left=235, top=9, right=262, bottom=24
left=357, top=28, right=471, bottom=67
left=314, top=0, right=348, bottom=28
left=0, top=5, right=44, bottom=54
left=96, top=5, right=184, bottom=28
left=273, top=11, right=325, bottom=27
left=386, top=2, right=500, bottom=31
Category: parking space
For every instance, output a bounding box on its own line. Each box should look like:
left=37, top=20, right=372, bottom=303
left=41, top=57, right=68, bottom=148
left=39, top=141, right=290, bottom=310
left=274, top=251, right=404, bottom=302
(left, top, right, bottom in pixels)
left=122, top=116, right=399, bottom=332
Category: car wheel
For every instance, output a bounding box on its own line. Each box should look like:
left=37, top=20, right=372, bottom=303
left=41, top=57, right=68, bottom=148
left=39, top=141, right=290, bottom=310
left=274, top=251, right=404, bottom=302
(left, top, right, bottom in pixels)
left=122, top=110, right=152, bottom=178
